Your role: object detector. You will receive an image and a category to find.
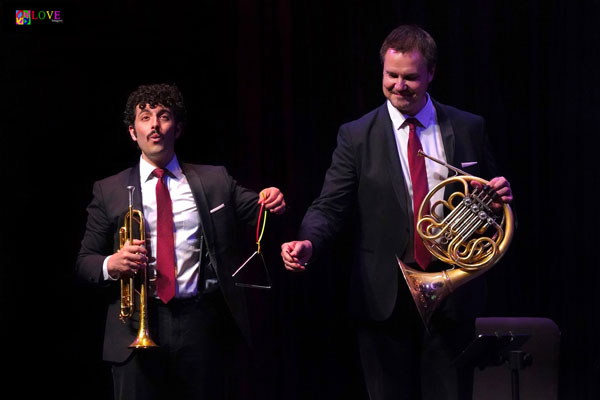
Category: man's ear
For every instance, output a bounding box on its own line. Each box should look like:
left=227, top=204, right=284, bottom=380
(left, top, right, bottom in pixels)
left=129, top=125, right=138, bottom=142
left=427, top=66, right=436, bottom=84
left=175, top=122, right=183, bottom=139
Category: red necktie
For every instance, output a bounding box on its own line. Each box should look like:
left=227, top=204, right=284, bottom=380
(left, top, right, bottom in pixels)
left=405, top=118, right=431, bottom=270
left=154, top=168, right=176, bottom=303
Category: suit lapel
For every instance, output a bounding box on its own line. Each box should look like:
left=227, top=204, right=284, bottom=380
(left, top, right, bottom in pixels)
left=127, top=164, right=143, bottom=211
left=111, top=164, right=143, bottom=251
left=382, top=99, right=456, bottom=213
left=433, top=100, right=463, bottom=202
left=379, top=103, right=409, bottom=217
left=433, top=100, right=456, bottom=170
left=180, top=164, right=215, bottom=251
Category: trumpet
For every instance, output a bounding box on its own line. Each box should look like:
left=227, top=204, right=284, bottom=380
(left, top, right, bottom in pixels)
left=118, top=185, right=158, bottom=349
left=398, top=151, right=514, bottom=329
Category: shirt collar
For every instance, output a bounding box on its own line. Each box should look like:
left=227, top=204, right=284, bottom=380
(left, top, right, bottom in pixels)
left=139, top=155, right=184, bottom=182
left=386, top=94, right=436, bottom=131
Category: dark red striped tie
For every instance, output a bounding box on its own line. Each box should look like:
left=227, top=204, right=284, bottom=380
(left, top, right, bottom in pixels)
left=154, top=168, right=176, bottom=303
left=405, top=118, right=431, bottom=270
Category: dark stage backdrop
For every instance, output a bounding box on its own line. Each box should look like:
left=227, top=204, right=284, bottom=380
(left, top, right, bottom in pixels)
left=2, top=0, right=599, bottom=399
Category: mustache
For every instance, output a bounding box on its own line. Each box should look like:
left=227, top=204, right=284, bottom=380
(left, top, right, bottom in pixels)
left=392, top=89, right=414, bottom=96
left=147, top=129, right=161, bottom=139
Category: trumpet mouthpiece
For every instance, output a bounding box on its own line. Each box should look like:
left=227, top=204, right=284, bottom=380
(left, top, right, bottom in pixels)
left=126, top=186, right=135, bottom=207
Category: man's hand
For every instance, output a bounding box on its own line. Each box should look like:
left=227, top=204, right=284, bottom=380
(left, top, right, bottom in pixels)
left=259, top=187, right=286, bottom=215
left=281, top=240, right=313, bottom=272
left=107, top=239, right=147, bottom=279
left=488, top=176, right=512, bottom=204
left=472, top=176, right=513, bottom=213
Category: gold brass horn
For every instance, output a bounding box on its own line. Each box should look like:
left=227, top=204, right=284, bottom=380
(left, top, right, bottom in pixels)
left=398, top=151, right=514, bottom=329
left=118, top=185, right=158, bottom=349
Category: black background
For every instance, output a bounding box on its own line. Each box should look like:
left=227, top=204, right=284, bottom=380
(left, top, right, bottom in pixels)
left=2, top=0, right=599, bottom=398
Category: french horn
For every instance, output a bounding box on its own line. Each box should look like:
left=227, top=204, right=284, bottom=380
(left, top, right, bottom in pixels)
left=398, top=151, right=514, bottom=329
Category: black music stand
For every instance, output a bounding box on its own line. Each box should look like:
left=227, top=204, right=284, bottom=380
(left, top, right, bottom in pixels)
left=454, top=333, right=532, bottom=400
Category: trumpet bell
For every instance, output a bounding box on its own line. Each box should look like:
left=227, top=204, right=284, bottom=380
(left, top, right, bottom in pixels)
left=129, top=330, right=159, bottom=349
left=127, top=273, right=158, bottom=349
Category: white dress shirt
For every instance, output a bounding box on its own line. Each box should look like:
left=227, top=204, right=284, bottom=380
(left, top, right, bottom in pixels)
left=103, top=156, right=202, bottom=299
left=387, top=95, right=449, bottom=263
left=387, top=94, right=449, bottom=218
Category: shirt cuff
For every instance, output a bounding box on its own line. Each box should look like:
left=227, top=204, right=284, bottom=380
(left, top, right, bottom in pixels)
left=103, top=255, right=118, bottom=281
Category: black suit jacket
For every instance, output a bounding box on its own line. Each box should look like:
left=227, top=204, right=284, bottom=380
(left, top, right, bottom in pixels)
left=299, top=100, right=499, bottom=322
left=76, top=162, right=259, bottom=362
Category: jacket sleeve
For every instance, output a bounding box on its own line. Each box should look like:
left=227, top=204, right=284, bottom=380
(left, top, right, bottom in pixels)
left=223, top=167, right=261, bottom=226
left=298, top=124, right=358, bottom=258
left=76, top=181, right=115, bottom=286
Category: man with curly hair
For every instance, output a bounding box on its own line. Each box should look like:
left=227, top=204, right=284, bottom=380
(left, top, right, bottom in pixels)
left=77, top=83, right=286, bottom=399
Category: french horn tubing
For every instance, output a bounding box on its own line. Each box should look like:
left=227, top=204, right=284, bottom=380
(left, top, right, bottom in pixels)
left=398, top=151, right=514, bottom=329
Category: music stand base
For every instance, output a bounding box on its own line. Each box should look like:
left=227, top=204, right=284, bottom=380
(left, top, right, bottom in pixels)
left=508, top=350, right=533, bottom=400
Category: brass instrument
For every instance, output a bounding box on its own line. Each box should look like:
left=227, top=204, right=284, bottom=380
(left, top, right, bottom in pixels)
left=119, top=186, right=158, bottom=348
left=398, top=151, right=514, bottom=329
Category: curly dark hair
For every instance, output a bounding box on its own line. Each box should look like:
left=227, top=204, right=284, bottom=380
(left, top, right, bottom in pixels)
left=123, top=83, right=187, bottom=127
left=379, top=25, right=437, bottom=72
